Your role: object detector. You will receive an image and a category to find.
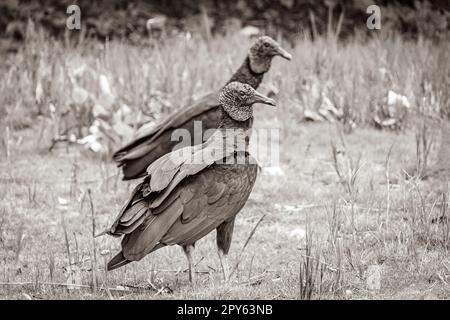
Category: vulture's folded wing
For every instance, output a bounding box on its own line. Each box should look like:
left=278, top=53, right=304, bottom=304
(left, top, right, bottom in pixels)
left=120, top=162, right=254, bottom=261
left=112, top=90, right=219, bottom=161
left=106, top=130, right=237, bottom=236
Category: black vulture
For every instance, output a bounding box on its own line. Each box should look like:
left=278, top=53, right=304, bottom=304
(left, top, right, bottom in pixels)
left=113, top=36, right=290, bottom=180
left=104, top=82, right=276, bottom=281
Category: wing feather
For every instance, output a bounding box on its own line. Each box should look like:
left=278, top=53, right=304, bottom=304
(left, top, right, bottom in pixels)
left=206, top=182, right=227, bottom=204
left=122, top=197, right=184, bottom=261
left=108, top=184, right=148, bottom=235
left=119, top=203, right=148, bottom=226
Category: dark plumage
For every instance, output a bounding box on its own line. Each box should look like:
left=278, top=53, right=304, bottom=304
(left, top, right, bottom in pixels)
left=113, top=36, right=291, bottom=180
left=104, top=82, right=276, bottom=281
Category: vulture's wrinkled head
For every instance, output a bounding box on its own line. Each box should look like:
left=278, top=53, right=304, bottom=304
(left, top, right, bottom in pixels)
left=220, top=82, right=276, bottom=121
left=248, top=36, right=292, bottom=74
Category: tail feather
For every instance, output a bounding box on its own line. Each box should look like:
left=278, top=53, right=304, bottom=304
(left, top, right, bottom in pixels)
left=94, top=228, right=111, bottom=238
left=107, top=251, right=132, bottom=271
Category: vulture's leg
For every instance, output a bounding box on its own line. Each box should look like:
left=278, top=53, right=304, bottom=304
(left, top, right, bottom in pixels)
left=218, top=248, right=230, bottom=281
left=182, top=244, right=195, bottom=282
left=216, top=218, right=235, bottom=281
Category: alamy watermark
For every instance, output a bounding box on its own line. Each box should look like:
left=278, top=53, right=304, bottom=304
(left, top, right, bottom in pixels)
left=366, top=5, right=381, bottom=30
left=65, top=4, right=382, bottom=32
left=66, top=4, right=81, bottom=30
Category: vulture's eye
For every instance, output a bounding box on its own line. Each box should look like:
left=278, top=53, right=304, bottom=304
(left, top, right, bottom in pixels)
left=239, top=90, right=246, bottom=96
left=263, top=42, right=270, bottom=47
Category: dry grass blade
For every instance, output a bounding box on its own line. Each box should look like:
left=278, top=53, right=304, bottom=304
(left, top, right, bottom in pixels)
left=60, top=210, right=72, bottom=265
left=229, top=214, right=266, bottom=278
left=242, top=214, right=266, bottom=250
left=414, top=117, right=437, bottom=178
left=87, top=189, right=98, bottom=291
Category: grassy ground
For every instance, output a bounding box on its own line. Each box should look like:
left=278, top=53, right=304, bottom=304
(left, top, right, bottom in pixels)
left=1, top=121, right=449, bottom=300
left=0, top=28, right=450, bottom=299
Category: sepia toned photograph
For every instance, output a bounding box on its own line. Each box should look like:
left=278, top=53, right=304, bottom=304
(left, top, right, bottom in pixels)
left=0, top=0, right=449, bottom=303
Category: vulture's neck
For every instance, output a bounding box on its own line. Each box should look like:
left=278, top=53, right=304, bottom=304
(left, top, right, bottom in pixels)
left=226, top=57, right=264, bottom=90
left=202, top=106, right=253, bottom=160
left=218, top=106, right=253, bottom=131
left=214, top=108, right=252, bottom=156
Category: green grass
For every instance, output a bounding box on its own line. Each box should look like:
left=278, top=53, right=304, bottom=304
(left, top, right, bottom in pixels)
left=0, top=27, right=450, bottom=299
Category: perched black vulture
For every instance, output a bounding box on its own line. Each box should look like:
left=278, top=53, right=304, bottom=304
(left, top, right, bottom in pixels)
left=113, top=36, right=291, bottom=180
left=104, top=82, right=276, bottom=281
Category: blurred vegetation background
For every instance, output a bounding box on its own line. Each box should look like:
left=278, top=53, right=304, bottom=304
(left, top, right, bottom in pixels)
left=0, top=0, right=448, bottom=159
left=0, top=1, right=449, bottom=156
left=1, top=0, right=448, bottom=52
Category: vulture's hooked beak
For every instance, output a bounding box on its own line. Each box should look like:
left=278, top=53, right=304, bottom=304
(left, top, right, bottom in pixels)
left=276, top=46, right=292, bottom=60
left=251, top=90, right=277, bottom=107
